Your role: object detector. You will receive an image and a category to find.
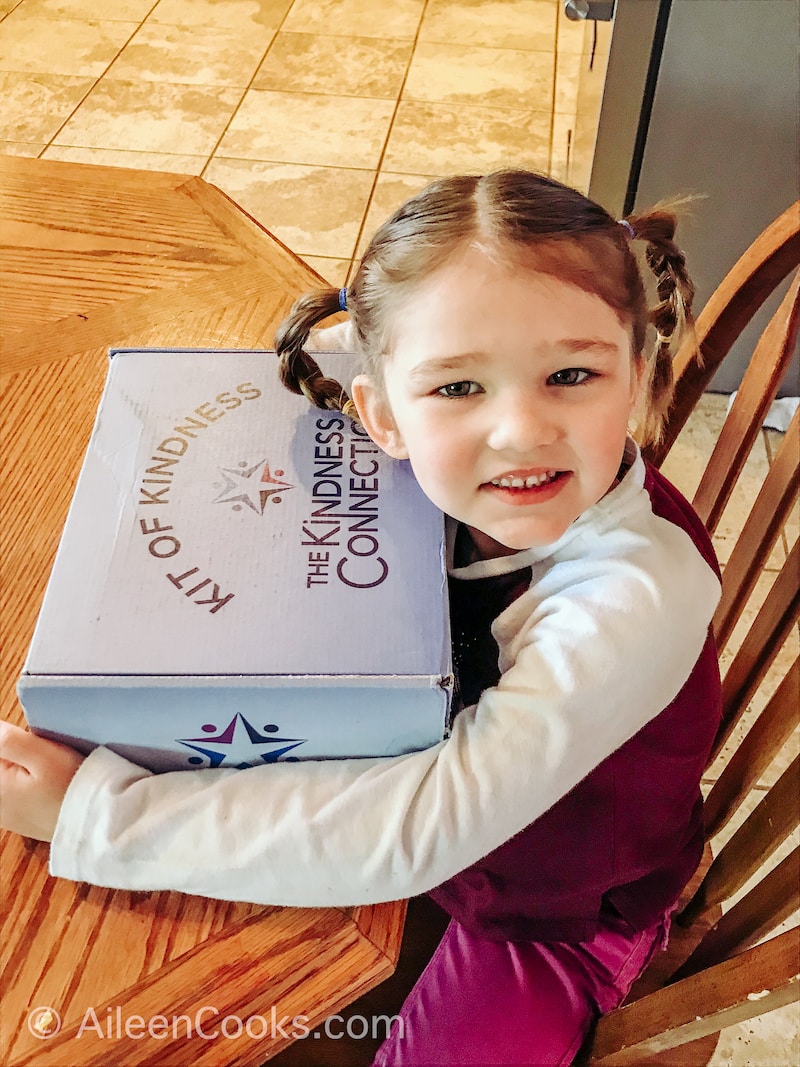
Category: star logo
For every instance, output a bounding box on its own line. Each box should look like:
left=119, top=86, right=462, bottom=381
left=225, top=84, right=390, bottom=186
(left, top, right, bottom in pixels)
left=178, top=713, right=306, bottom=768
left=213, top=459, right=294, bottom=514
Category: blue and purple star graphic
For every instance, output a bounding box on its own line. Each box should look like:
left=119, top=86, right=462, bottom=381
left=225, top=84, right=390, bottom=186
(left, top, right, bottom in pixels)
left=178, top=713, right=306, bottom=768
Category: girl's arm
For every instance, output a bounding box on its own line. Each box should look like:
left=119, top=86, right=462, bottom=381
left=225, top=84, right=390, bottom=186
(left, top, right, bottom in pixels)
left=21, top=510, right=720, bottom=908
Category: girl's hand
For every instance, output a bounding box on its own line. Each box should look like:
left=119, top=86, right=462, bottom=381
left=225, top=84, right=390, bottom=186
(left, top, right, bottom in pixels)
left=0, top=721, right=85, bottom=842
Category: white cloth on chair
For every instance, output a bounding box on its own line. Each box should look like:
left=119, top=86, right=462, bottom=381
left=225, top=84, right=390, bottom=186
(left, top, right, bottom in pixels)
left=726, top=392, right=798, bottom=432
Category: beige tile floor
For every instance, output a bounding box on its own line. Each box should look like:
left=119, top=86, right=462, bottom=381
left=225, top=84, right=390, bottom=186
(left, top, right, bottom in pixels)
left=1, top=0, right=797, bottom=1062
left=0, top=0, right=594, bottom=283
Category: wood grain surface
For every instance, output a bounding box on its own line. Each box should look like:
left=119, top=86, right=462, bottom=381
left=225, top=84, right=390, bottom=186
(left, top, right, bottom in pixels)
left=0, top=156, right=405, bottom=1067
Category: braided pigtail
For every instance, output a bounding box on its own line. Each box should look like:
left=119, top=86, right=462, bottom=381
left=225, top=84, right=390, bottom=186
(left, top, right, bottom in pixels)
left=624, top=205, right=696, bottom=444
left=274, top=288, right=358, bottom=419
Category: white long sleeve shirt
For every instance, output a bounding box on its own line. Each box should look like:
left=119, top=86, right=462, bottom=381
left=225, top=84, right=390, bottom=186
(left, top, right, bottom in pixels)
left=50, top=447, right=721, bottom=907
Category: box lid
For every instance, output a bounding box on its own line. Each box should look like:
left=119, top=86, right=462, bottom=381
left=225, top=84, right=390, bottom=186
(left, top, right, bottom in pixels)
left=24, top=349, right=450, bottom=680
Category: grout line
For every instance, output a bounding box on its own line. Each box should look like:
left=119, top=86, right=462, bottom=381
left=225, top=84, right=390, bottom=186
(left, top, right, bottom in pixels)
left=205, top=83, right=556, bottom=111
left=197, top=155, right=379, bottom=176
left=38, top=3, right=161, bottom=155
left=0, top=0, right=22, bottom=24
left=184, top=83, right=558, bottom=108
left=548, top=0, right=561, bottom=177
left=88, top=2, right=160, bottom=78
left=198, top=6, right=300, bottom=180
left=347, top=0, right=451, bottom=270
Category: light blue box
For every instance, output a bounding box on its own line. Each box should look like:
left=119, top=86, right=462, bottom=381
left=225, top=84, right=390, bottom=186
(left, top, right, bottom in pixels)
left=18, top=349, right=452, bottom=772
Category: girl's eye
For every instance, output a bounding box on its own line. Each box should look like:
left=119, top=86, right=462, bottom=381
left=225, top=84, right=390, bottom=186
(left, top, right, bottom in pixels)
left=437, top=381, right=480, bottom=398
left=549, top=368, right=594, bottom=386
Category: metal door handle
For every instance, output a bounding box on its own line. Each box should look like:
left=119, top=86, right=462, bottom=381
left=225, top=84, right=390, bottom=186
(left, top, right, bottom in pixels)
left=564, top=0, right=616, bottom=20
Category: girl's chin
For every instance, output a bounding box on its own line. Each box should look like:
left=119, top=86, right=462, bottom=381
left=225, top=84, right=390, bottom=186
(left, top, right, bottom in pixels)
left=463, top=523, right=563, bottom=561
left=465, top=526, right=519, bottom=560
left=467, top=515, right=578, bottom=557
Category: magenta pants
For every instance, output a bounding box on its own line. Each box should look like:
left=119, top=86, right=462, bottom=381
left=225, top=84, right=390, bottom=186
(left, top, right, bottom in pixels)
left=372, top=908, right=669, bottom=1066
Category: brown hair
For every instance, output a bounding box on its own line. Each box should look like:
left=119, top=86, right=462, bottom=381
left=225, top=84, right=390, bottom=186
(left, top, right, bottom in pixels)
left=275, top=170, right=695, bottom=445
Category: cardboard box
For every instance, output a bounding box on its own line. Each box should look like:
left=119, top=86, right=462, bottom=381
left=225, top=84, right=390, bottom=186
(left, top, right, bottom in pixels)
left=18, top=349, right=452, bottom=772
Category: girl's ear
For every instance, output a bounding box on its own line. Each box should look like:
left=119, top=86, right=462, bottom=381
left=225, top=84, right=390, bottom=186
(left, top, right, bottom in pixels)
left=630, top=355, right=647, bottom=409
left=626, top=356, right=649, bottom=438
left=351, top=374, right=409, bottom=459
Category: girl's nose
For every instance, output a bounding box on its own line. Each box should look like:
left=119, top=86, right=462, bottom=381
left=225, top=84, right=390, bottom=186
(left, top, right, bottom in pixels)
left=485, top=394, right=560, bottom=454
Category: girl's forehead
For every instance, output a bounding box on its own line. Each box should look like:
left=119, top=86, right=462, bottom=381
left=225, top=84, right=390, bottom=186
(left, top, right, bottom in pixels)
left=392, top=252, right=621, bottom=328
left=365, top=236, right=640, bottom=365
left=395, top=243, right=607, bottom=309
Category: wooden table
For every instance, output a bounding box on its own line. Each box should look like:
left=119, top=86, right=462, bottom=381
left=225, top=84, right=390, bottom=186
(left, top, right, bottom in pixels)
left=0, top=156, right=405, bottom=1067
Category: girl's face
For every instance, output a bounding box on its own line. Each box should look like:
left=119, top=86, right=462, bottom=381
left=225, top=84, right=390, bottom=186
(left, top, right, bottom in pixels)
left=352, top=245, right=642, bottom=559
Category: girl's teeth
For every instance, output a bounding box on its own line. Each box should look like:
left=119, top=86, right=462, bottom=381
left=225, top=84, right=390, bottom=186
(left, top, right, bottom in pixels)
left=491, top=470, right=558, bottom=489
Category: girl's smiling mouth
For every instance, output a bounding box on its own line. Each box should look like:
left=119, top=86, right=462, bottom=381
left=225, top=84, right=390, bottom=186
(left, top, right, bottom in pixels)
left=489, top=469, right=562, bottom=488
left=482, top=469, right=571, bottom=502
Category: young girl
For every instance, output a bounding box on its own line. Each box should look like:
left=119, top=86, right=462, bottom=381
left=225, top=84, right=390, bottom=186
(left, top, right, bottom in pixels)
left=1, top=170, right=722, bottom=1066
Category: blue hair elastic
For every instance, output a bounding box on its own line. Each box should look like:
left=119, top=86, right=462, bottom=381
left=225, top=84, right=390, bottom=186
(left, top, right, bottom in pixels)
left=338, top=287, right=348, bottom=312
left=618, top=219, right=635, bottom=240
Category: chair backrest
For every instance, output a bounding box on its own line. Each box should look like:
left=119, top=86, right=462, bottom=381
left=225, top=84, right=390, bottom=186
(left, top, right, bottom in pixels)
left=588, top=203, right=800, bottom=1067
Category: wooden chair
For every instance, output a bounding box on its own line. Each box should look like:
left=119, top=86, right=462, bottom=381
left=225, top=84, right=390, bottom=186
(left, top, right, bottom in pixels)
left=586, top=201, right=800, bottom=1066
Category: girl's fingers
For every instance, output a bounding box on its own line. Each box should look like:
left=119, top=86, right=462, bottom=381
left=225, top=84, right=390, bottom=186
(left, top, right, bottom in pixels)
left=0, top=720, right=84, bottom=784
left=0, top=720, right=36, bottom=770
left=0, top=721, right=80, bottom=774
left=0, top=722, right=85, bottom=841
